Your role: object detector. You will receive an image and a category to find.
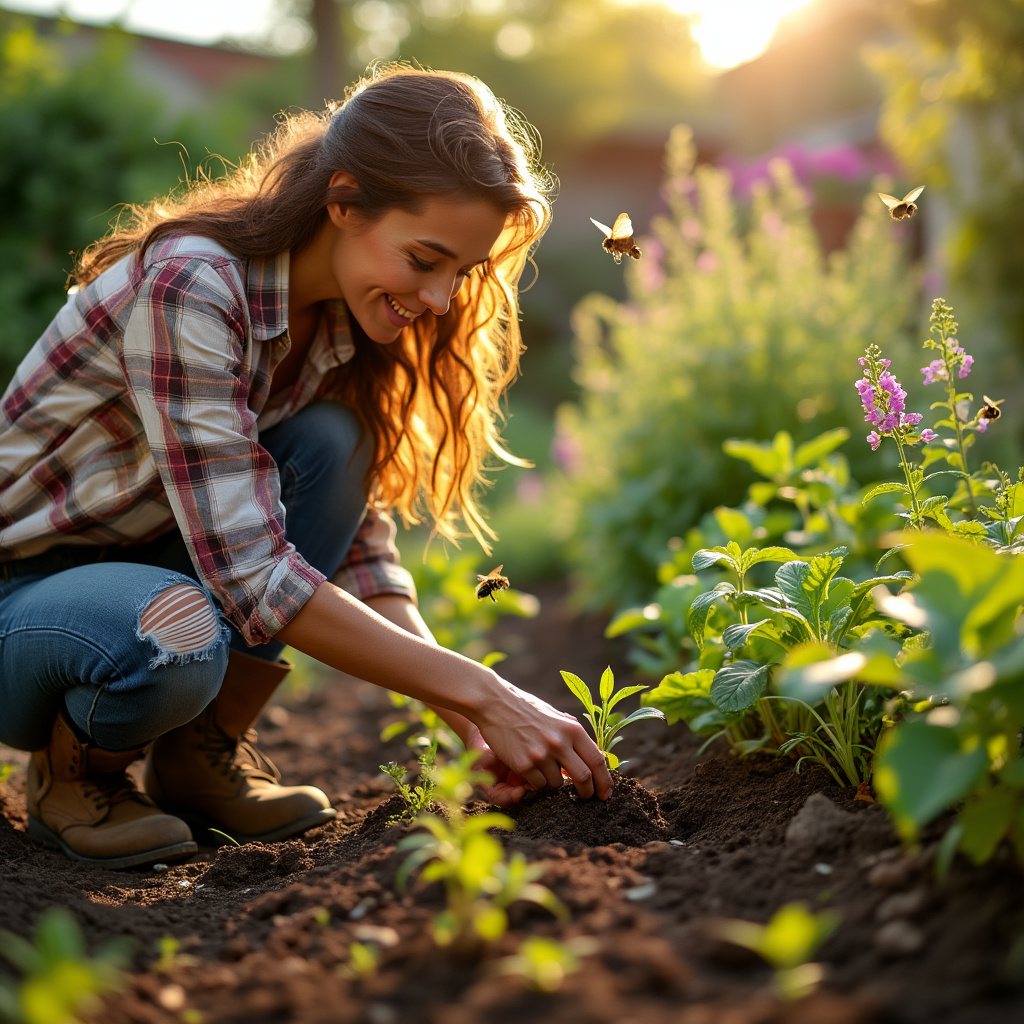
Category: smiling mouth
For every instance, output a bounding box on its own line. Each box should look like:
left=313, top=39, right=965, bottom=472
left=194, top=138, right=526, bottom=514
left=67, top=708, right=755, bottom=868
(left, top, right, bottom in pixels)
left=387, top=294, right=417, bottom=320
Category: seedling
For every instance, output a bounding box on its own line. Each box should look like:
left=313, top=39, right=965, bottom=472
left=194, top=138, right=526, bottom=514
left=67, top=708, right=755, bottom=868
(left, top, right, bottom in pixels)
left=395, top=752, right=567, bottom=951
left=153, top=935, right=199, bottom=974
left=0, top=762, right=14, bottom=784
left=337, top=941, right=379, bottom=981
left=711, top=901, right=840, bottom=1000
left=560, top=666, right=665, bottom=769
left=496, top=936, right=598, bottom=993
left=380, top=743, right=438, bottom=824
left=0, top=907, right=132, bottom=1024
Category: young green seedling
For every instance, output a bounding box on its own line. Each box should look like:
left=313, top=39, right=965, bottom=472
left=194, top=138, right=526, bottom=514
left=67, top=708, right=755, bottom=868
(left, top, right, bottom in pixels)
left=560, top=666, right=665, bottom=769
left=380, top=743, right=438, bottom=824
left=711, top=901, right=840, bottom=1000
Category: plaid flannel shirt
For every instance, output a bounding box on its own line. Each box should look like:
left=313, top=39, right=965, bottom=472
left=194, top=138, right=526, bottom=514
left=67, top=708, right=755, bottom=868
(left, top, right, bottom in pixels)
left=0, top=234, right=415, bottom=645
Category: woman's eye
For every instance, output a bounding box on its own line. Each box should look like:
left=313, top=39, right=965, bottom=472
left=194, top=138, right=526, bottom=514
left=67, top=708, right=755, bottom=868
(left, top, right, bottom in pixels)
left=410, top=255, right=434, bottom=272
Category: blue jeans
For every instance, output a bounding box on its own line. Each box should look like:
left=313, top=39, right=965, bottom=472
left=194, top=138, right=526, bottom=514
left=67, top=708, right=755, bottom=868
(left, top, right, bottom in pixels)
left=0, top=402, right=370, bottom=753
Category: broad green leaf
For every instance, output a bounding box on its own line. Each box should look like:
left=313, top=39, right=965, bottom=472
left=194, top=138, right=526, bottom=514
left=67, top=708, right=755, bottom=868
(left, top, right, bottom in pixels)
left=560, top=671, right=595, bottom=713
left=473, top=905, right=508, bottom=942
left=692, top=548, right=736, bottom=572
left=711, top=660, right=771, bottom=712
left=1004, top=483, right=1024, bottom=519
left=722, top=619, right=772, bottom=651
left=775, top=643, right=864, bottom=703
left=776, top=548, right=846, bottom=636
left=605, top=607, right=661, bottom=637
left=642, top=670, right=715, bottom=725
left=723, top=435, right=787, bottom=479
left=742, top=546, right=800, bottom=570
left=794, top=427, right=850, bottom=470
left=862, top=481, right=910, bottom=506
left=687, top=587, right=733, bottom=651
left=958, top=788, right=1017, bottom=865
left=874, top=723, right=989, bottom=838
left=758, top=902, right=840, bottom=970
left=599, top=666, right=615, bottom=704
left=713, top=506, right=754, bottom=546
left=606, top=684, right=649, bottom=712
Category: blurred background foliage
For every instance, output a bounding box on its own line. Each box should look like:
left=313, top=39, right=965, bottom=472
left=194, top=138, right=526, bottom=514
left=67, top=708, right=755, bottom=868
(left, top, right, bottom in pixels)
left=0, top=0, right=1021, bottom=613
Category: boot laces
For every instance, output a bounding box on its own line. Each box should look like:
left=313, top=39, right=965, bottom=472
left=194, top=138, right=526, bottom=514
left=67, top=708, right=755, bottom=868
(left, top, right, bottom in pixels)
left=81, top=771, right=149, bottom=810
left=199, top=721, right=281, bottom=784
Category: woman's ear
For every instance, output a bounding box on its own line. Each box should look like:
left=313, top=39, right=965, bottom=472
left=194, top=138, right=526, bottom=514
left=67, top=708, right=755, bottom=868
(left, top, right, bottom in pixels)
left=327, top=171, right=359, bottom=229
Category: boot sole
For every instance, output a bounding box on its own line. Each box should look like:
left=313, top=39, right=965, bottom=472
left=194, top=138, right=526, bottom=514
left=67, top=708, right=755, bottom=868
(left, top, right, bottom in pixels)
left=27, top=816, right=198, bottom=870
left=164, top=806, right=338, bottom=846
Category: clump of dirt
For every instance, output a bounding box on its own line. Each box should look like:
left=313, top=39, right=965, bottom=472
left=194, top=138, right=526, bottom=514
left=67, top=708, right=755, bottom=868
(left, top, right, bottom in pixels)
left=504, top=774, right=669, bottom=850
left=202, top=839, right=315, bottom=887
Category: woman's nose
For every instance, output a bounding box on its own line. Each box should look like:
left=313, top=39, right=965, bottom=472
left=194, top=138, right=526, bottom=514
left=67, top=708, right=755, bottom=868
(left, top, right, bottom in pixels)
left=420, top=274, right=464, bottom=316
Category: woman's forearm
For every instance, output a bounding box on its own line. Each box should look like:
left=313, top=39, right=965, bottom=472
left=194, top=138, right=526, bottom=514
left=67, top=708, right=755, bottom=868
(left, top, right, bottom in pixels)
left=276, top=581, right=500, bottom=722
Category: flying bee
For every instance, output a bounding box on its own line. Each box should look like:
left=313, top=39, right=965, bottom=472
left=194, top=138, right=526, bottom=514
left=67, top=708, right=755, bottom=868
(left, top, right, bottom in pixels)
left=878, top=186, right=925, bottom=221
left=980, top=395, right=1004, bottom=421
left=475, top=564, right=510, bottom=602
left=590, top=212, right=642, bottom=263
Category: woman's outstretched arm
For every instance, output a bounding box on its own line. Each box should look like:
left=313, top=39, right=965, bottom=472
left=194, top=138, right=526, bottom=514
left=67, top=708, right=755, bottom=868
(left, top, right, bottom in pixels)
left=276, top=582, right=612, bottom=802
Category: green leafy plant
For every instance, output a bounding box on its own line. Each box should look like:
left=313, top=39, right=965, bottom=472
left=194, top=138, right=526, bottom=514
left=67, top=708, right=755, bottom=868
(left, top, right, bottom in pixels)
left=337, top=942, right=379, bottom=982
left=152, top=936, right=199, bottom=975
left=495, top=936, right=598, bottom=993
left=0, top=763, right=14, bottom=785
left=0, top=907, right=132, bottom=1024
left=395, top=752, right=567, bottom=952
left=380, top=743, right=438, bottom=825
left=559, top=667, right=665, bottom=770
left=711, top=902, right=840, bottom=1000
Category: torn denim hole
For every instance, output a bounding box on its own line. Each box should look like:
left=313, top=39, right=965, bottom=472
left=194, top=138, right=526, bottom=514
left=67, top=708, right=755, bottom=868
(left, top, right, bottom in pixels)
left=136, top=577, right=229, bottom=669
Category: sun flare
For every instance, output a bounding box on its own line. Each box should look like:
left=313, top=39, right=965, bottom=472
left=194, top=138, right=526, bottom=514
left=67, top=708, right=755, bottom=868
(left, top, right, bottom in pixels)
left=657, top=0, right=816, bottom=69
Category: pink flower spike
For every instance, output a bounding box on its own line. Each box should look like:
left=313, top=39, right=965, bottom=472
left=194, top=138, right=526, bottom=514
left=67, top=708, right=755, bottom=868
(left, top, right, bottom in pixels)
left=903, top=412, right=923, bottom=426
left=920, top=429, right=938, bottom=443
left=958, top=355, right=974, bottom=378
left=977, top=417, right=989, bottom=433
left=867, top=431, right=881, bottom=451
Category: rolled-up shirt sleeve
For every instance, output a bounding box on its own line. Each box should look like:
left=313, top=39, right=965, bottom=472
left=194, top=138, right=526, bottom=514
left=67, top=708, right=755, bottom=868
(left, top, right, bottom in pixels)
left=331, top=508, right=417, bottom=602
left=122, top=255, right=325, bottom=645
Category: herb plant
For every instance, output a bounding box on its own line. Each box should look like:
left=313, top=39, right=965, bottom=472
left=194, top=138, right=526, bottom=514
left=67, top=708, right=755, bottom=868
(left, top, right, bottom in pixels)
left=395, top=753, right=567, bottom=951
left=0, top=907, right=132, bottom=1024
left=560, top=667, right=665, bottom=770
left=380, top=744, right=438, bottom=825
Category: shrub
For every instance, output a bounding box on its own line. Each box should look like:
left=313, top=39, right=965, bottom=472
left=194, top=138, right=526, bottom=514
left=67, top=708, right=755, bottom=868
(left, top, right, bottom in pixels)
left=560, top=125, right=917, bottom=608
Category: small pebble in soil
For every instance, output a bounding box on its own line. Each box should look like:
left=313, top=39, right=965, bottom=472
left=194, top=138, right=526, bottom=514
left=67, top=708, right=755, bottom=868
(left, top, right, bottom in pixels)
left=814, top=863, right=834, bottom=875
left=625, top=881, right=657, bottom=901
left=157, top=985, right=186, bottom=1011
left=875, top=919, right=925, bottom=956
left=669, top=839, right=685, bottom=846
left=875, top=888, right=927, bottom=923
left=354, top=924, right=400, bottom=947
left=367, top=1005, right=397, bottom=1024
left=349, top=896, right=375, bottom=920
left=152, top=863, right=168, bottom=872
left=867, top=858, right=915, bottom=889
left=177, top=879, right=191, bottom=888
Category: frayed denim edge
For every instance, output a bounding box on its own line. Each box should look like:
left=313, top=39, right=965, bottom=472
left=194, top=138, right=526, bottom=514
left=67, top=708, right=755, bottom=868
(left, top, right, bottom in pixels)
left=135, top=575, right=230, bottom=670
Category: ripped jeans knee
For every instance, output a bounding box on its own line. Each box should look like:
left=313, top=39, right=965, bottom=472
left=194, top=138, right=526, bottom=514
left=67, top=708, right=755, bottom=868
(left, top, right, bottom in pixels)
left=138, top=581, right=223, bottom=667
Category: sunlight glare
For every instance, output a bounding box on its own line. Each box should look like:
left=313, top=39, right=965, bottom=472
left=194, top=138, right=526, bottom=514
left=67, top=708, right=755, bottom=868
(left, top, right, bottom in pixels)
left=654, top=0, right=815, bottom=69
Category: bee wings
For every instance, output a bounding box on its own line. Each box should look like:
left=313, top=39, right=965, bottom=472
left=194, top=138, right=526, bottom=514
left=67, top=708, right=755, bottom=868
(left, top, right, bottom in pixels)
left=902, top=185, right=925, bottom=203
left=590, top=213, right=634, bottom=239
left=590, top=217, right=613, bottom=237
left=878, top=186, right=925, bottom=209
left=477, top=564, right=504, bottom=581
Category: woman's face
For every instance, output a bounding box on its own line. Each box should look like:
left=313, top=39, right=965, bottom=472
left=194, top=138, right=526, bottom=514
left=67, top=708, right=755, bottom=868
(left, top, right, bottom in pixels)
left=324, top=191, right=507, bottom=345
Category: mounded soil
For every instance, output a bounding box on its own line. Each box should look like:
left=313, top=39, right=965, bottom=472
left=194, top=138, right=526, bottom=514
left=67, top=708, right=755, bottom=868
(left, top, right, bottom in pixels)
left=2, top=583, right=1023, bottom=1023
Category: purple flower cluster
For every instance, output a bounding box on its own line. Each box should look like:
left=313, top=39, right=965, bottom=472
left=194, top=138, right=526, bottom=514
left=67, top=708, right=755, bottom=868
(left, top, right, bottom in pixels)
left=921, top=344, right=973, bottom=384
left=856, top=349, right=932, bottom=450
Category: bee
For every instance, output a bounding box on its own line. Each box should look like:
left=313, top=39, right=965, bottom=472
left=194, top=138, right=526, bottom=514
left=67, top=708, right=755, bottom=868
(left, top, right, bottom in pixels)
left=475, top=564, right=510, bottom=602
left=590, top=212, right=642, bottom=263
left=878, top=186, right=925, bottom=221
left=980, top=395, right=1004, bottom=421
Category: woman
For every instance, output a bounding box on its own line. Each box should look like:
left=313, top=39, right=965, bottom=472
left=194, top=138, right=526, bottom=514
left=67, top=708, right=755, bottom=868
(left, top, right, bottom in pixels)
left=0, top=64, right=612, bottom=870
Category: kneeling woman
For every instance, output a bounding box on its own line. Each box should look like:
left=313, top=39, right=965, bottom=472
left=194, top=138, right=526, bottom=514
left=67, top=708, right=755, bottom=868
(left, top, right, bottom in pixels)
left=0, top=64, right=612, bottom=869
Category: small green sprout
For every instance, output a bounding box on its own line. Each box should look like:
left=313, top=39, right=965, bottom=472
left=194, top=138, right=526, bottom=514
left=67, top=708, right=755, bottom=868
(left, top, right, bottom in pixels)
left=0, top=907, right=133, bottom=1024
left=337, top=941, right=379, bottom=981
left=310, top=907, right=331, bottom=930
left=380, top=743, right=438, bottom=824
left=206, top=828, right=240, bottom=847
left=711, top=901, right=840, bottom=1000
left=0, top=762, right=15, bottom=784
left=560, top=666, right=666, bottom=769
left=496, top=936, right=599, bottom=992
left=395, top=752, right=567, bottom=951
left=153, top=935, right=199, bottom=974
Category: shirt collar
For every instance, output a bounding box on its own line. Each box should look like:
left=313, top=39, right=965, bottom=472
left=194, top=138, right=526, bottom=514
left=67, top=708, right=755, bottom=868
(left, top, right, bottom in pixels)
left=246, top=253, right=355, bottom=365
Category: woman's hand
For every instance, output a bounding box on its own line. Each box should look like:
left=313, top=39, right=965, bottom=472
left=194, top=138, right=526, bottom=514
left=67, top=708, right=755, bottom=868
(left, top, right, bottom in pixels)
left=472, top=678, right=614, bottom=802
left=464, top=727, right=530, bottom=807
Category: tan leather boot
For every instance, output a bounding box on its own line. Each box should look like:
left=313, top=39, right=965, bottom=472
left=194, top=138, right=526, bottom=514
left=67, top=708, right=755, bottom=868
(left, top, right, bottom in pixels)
left=27, top=713, right=197, bottom=869
left=144, top=650, right=336, bottom=845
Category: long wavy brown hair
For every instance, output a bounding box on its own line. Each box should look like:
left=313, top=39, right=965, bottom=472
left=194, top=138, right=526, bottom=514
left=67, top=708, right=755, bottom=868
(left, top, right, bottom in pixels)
left=75, top=63, right=554, bottom=549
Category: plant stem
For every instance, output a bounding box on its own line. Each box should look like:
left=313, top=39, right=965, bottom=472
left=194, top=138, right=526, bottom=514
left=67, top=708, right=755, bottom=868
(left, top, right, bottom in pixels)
left=893, top=435, right=923, bottom=528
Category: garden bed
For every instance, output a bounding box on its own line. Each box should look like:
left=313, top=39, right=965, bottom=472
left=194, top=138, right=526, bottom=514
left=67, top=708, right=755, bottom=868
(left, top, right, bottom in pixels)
left=1, top=583, right=1022, bottom=1024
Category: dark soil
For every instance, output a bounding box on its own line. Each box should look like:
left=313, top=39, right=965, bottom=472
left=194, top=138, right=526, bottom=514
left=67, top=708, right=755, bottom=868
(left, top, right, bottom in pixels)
left=2, top=582, right=1023, bottom=1024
